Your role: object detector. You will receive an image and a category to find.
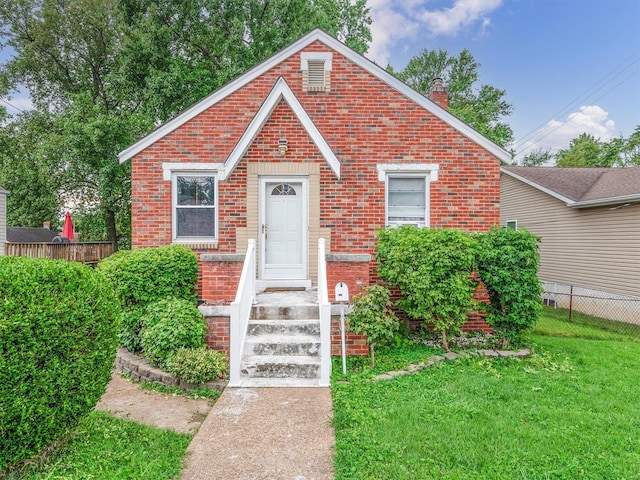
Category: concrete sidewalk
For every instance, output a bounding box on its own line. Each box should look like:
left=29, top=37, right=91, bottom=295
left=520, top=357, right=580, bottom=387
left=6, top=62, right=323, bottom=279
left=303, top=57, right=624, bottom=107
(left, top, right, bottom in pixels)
left=180, top=388, right=335, bottom=480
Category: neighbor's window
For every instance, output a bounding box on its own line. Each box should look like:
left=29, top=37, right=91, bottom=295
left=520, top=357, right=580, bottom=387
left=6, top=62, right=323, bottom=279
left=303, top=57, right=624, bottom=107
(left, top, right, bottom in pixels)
left=386, top=176, right=428, bottom=226
left=506, top=220, right=518, bottom=230
left=173, top=174, right=217, bottom=240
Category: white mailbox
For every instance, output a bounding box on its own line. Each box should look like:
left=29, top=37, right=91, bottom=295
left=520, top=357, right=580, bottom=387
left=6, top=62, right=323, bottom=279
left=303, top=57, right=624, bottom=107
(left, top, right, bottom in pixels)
left=335, top=282, right=349, bottom=303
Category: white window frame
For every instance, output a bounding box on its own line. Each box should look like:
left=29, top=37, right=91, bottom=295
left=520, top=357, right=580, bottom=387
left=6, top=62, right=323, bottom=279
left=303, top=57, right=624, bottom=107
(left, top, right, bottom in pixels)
left=163, top=163, right=221, bottom=243
left=378, top=164, right=439, bottom=228
left=506, top=220, right=518, bottom=230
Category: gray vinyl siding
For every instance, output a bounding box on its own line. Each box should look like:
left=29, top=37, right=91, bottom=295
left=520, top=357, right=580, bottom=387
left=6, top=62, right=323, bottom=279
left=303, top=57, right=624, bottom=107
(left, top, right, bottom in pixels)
left=0, top=190, right=6, bottom=255
left=501, top=174, right=640, bottom=297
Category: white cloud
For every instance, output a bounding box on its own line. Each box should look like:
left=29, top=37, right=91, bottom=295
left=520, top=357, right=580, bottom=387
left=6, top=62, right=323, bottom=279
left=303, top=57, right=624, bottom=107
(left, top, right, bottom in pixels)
left=366, top=0, right=503, bottom=65
left=517, top=105, right=616, bottom=159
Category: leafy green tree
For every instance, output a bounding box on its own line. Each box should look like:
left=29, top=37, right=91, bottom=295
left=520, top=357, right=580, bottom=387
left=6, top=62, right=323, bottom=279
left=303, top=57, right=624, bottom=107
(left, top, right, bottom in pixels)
left=617, top=125, right=640, bottom=167
left=521, top=148, right=553, bottom=167
left=0, top=111, right=63, bottom=227
left=377, top=226, right=479, bottom=352
left=394, top=48, right=514, bottom=148
left=556, top=133, right=606, bottom=167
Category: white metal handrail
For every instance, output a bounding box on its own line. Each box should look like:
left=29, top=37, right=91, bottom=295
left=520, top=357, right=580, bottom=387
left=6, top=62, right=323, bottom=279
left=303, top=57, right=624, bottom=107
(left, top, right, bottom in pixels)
left=229, top=238, right=256, bottom=386
left=317, top=238, right=332, bottom=386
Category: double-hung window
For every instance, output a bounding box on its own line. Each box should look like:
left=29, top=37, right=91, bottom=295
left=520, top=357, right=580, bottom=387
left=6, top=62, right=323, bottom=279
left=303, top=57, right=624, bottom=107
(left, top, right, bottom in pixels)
left=173, top=173, right=217, bottom=241
left=387, top=175, right=428, bottom=226
left=378, top=163, right=439, bottom=228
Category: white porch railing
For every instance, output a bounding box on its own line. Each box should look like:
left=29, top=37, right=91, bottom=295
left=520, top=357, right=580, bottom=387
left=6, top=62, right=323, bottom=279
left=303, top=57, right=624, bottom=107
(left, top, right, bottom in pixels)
left=229, top=239, right=256, bottom=387
left=317, top=238, right=332, bottom=386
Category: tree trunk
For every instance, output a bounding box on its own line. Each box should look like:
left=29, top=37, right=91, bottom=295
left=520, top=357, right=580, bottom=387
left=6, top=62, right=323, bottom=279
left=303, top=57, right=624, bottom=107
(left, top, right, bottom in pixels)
left=370, top=343, right=376, bottom=368
left=441, top=330, right=450, bottom=353
left=105, top=208, right=118, bottom=251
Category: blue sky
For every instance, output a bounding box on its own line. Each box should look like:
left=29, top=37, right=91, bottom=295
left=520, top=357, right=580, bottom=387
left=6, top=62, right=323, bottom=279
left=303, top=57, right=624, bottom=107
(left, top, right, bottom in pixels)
left=366, top=0, right=640, bottom=160
left=2, top=1, right=639, bottom=161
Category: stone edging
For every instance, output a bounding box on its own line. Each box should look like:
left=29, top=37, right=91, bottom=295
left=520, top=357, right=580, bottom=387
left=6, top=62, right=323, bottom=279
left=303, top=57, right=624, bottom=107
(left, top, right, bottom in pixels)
left=115, top=348, right=228, bottom=392
left=374, top=348, right=531, bottom=381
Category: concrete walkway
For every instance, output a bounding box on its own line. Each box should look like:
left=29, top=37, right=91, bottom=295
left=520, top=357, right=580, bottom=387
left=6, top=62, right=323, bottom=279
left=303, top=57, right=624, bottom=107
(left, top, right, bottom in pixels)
left=180, top=387, right=335, bottom=480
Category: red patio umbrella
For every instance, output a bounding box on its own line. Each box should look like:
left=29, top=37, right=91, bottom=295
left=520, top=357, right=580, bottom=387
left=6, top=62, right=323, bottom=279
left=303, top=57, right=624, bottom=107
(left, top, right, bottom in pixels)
left=61, top=211, right=74, bottom=241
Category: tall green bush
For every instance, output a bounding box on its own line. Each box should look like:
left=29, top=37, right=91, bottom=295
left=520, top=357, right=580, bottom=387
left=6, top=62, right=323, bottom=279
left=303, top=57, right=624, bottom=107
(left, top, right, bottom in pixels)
left=347, top=285, right=400, bottom=367
left=377, top=226, right=479, bottom=352
left=477, top=227, right=543, bottom=344
left=97, top=245, right=199, bottom=352
left=0, top=257, right=120, bottom=471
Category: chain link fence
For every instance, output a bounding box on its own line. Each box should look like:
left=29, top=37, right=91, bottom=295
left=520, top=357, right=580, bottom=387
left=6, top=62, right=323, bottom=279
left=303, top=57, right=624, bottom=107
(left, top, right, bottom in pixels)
left=539, top=283, right=640, bottom=339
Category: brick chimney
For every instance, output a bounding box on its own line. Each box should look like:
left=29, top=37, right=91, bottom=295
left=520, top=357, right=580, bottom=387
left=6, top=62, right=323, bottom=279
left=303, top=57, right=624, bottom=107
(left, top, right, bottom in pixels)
left=429, top=77, right=448, bottom=110
left=43, top=221, right=52, bottom=230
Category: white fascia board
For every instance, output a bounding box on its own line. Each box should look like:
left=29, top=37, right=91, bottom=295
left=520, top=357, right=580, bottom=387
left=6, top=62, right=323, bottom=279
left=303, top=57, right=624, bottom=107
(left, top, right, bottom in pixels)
left=220, top=77, right=340, bottom=180
left=571, top=194, right=640, bottom=209
left=0, top=187, right=8, bottom=195
left=500, top=167, right=575, bottom=205
left=120, top=28, right=512, bottom=165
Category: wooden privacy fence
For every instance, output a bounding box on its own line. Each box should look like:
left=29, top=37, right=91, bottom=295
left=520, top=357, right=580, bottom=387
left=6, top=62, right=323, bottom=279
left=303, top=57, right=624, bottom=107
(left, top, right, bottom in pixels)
left=5, top=242, right=116, bottom=265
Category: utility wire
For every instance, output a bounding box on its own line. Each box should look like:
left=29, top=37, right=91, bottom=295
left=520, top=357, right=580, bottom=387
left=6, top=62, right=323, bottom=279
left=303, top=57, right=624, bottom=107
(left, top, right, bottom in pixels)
left=515, top=50, right=640, bottom=155
left=517, top=66, right=640, bottom=157
left=0, top=97, right=25, bottom=113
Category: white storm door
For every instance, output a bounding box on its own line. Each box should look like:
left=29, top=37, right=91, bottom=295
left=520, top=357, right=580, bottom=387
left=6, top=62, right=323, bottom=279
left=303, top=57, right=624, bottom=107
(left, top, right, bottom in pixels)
left=261, top=179, right=308, bottom=280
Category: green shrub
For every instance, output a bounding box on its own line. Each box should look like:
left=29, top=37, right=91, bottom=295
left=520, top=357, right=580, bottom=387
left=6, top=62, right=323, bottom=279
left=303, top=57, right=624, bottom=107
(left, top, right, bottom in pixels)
left=97, top=245, right=199, bottom=351
left=377, top=226, right=479, bottom=352
left=140, top=298, right=206, bottom=369
left=0, top=256, right=120, bottom=471
left=167, top=347, right=229, bottom=384
left=347, top=285, right=400, bottom=367
left=477, top=226, right=543, bottom=345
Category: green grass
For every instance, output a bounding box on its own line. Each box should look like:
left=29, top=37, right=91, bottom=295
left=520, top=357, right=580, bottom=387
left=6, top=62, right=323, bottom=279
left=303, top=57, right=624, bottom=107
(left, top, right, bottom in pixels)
left=138, top=379, right=222, bottom=400
left=534, top=306, right=640, bottom=341
left=332, top=315, right=640, bottom=479
left=3, top=411, right=191, bottom=480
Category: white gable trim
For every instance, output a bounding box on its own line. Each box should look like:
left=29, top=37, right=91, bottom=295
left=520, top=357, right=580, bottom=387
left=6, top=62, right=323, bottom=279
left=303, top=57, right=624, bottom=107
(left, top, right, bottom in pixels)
left=119, top=29, right=511, bottom=164
left=220, top=77, right=340, bottom=180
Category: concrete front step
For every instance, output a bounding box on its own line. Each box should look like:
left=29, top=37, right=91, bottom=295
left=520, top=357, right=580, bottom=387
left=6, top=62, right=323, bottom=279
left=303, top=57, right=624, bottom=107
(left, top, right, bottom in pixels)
left=247, top=319, right=320, bottom=336
left=244, top=334, right=321, bottom=356
left=242, top=355, right=321, bottom=379
left=251, top=304, right=319, bottom=321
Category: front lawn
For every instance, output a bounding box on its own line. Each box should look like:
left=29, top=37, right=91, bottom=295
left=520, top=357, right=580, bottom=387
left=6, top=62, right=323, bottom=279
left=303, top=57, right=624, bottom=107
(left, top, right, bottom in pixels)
left=332, top=323, right=640, bottom=478
left=3, top=412, right=191, bottom=480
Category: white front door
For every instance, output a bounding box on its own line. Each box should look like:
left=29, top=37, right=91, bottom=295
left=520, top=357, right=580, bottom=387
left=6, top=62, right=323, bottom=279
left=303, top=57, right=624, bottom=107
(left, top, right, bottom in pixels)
left=260, top=178, right=308, bottom=280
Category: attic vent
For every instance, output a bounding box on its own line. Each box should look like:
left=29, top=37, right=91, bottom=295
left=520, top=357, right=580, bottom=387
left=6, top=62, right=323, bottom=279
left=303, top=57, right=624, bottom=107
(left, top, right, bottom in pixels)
left=301, top=52, right=332, bottom=93
left=307, top=60, right=326, bottom=90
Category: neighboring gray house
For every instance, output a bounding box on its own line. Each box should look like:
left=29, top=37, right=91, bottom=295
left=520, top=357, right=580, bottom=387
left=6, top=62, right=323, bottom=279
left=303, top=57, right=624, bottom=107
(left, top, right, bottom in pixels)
left=0, top=187, right=7, bottom=256
left=501, top=166, right=640, bottom=320
left=6, top=226, right=58, bottom=243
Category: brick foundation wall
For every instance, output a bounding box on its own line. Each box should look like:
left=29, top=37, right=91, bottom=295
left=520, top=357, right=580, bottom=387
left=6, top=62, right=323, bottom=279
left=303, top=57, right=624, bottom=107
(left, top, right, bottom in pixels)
left=200, top=255, right=244, bottom=304
left=205, top=315, right=230, bottom=352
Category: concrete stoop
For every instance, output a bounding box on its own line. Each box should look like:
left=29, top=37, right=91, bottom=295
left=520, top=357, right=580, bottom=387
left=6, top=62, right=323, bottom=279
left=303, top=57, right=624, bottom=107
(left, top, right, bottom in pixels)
left=239, top=300, right=323, bottom=387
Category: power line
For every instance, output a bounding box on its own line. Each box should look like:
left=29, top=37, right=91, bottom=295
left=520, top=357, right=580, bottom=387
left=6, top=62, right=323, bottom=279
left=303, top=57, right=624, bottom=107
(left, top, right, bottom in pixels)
left=517, top=66, right=640, bottom=157
left=515, top=50, right=640, bottom=155
left=0, top=97, right=25, bottom=113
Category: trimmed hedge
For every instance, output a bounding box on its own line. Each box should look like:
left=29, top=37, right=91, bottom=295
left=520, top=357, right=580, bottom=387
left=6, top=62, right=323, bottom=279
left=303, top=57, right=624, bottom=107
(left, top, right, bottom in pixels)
left=0, top=257, right=120, bottom=471
left=97, top=245, right=199, bottom=352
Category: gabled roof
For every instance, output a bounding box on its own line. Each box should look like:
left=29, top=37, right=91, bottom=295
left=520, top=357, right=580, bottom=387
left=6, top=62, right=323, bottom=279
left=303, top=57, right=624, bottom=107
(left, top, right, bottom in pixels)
left=7, top=227, right=58, bottom=243
left=501, top=166, right=640, bottom=208
left=220, top=77, right=340, bottom=180
left=119, top=29, right=511, bottom=164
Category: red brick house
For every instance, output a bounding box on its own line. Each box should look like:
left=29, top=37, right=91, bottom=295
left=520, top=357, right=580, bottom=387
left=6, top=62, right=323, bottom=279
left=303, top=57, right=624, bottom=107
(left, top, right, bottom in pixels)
left=119, top=29, right=510, bottom=386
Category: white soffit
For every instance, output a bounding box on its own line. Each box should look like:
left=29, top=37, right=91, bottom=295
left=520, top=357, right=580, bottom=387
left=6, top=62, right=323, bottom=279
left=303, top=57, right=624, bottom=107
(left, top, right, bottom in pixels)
left=119, top=29, right=512, bottom=164
left=220, top=77, right=340, bottom=180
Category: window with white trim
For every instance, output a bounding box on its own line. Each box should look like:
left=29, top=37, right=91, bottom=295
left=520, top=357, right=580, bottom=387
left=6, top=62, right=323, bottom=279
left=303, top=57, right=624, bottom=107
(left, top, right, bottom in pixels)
left=506, top=220, right=518, bottom=230
left=386, top=175, right=428, bottom=226
left=378, top=163, right=438, bottom=228
left=172, top=173, right=217, bottom=241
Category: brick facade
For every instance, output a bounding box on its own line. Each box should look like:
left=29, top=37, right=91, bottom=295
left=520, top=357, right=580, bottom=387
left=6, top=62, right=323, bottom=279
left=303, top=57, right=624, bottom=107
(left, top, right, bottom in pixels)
left=126, top=32, right=505, bottom=353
